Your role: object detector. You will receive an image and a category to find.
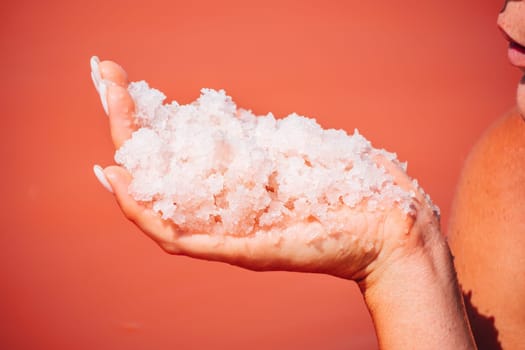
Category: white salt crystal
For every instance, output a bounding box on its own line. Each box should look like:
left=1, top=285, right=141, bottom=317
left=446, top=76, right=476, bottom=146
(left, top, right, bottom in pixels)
left=115, top=80, right=437, bottom=236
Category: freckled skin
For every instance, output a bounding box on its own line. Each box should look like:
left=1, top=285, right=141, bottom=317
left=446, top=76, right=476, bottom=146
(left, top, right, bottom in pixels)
left=448, top=1, right=525, bottom=348
left=449, top=111, right=525, bottom=349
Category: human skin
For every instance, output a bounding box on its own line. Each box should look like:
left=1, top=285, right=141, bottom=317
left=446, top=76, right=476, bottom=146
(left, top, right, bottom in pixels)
left=91, top=59, right=476, bottom=348
left=447, top=1, right=525, bottom=349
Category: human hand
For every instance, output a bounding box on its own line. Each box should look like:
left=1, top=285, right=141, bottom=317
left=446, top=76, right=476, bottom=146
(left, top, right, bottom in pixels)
left=91, top=56, right=441, bottom=283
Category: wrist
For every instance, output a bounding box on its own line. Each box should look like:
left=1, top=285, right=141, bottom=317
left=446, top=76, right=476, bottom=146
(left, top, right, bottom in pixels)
left=357, top=221, right=476, bottom=349
left=359, top=209, right=445, bottom=292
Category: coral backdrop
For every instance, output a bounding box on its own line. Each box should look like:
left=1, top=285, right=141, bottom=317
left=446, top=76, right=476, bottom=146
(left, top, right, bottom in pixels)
left=0, top=0, right=519, bottom=349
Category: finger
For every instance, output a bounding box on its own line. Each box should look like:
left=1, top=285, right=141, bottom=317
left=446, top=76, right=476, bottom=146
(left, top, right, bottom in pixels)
left=90, top=56, right=110, bottom=115
left=374, top=154, right=440, bottom=225
left=373, top=154, right=414, bottom=192
left=174, top=224, right=322, bottom=272
left=98, top=59, right=137, bottom=149
left=106, top=84, right=137, bottom=149
left=90, top=57, right=128, bottom=112
left=90, top=56, right=137, bottom=149
left=102, top=165, right=177, bottom=245
left=99, top=60, right=128, bottom=87
left=171, top=232, right=290, bottom=271
left=101, top=165, right=278, bottom=267
left=97, top=164, right=264, bottom=263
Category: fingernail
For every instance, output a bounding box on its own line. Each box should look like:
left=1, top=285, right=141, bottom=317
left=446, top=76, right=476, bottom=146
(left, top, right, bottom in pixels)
left=93, top=164, right=113, bottom=193
left=90, top=56, right=109, bottom=116
left=90, top=71, right=99, bottom=93
left=90, top=56, right=101, bottom=88
left=98, top=81, right=109, bottom=115
left=90, top=56, right=110, bottom=116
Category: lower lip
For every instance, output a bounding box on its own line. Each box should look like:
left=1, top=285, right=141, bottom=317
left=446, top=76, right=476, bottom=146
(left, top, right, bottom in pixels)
left=508, top=42, right=525, bottom=68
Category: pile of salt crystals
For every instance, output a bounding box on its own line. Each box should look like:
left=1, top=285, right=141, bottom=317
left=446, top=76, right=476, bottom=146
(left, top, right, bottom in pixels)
left=115, top=81, right=432, bottom=236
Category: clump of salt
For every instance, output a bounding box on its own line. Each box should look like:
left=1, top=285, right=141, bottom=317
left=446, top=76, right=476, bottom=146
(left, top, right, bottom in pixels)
left=115, top=81, right=434, bottom=236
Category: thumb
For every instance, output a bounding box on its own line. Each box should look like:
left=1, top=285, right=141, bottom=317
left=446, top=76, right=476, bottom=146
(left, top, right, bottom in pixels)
left=95, top=165, right=183, bottom=247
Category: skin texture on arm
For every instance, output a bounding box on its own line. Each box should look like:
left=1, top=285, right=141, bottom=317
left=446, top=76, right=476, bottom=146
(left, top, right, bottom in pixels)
left=92, top=58, right=476, bottom=349
left=448, top=2, right=525, bottom=348
left=359, top=210, right=475, bottom=350
left=448, top=110, right=525, bottom=349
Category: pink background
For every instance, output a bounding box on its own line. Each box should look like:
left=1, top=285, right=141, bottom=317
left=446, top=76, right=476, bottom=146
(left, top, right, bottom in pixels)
left=0, top=0, right=520, bottom=349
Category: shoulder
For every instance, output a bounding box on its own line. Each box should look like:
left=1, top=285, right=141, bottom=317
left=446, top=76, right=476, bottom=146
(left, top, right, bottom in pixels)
left=454, top=109, right=525, bottom=217
left=448, top=109, right=525, bottom=349
left=449, top=109, right=525, bottom=234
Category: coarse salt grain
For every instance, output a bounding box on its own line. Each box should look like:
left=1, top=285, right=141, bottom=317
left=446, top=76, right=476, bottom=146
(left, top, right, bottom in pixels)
left=115, top=81, right=432, bottom=236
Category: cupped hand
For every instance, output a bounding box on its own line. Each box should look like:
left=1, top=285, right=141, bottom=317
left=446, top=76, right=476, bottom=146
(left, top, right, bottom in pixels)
left=91, top=56, right=440, bottom=282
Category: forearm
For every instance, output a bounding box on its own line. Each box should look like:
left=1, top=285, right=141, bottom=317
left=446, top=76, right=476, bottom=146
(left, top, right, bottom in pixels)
left=359, top=231, right=476, bottom=350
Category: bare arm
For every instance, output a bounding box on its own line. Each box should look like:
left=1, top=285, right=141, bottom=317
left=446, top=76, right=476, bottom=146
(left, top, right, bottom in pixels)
left=362, top=216, right=475, bottom=349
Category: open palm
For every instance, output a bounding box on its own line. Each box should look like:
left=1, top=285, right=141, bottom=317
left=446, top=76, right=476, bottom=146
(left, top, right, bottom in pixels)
left=91, top=57, right=438, bottom=281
